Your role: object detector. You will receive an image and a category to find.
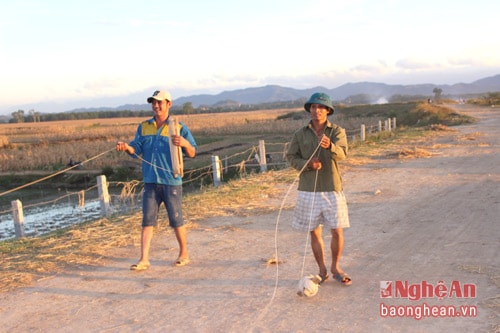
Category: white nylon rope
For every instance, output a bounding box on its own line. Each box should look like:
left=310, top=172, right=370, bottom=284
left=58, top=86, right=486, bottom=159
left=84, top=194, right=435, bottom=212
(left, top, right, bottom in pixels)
left=299, top=168, right=320, bottom=278
left=0, top=148, right=116, bottom=198
left=132, top=153, right=173, bottom=174
left=270, top=126, right=334, bottom=302
left=269, top=139, right=322, bottom=300
left=298, top=126, right=329, bottom=280
left=250, top=140, right=322, bottom=329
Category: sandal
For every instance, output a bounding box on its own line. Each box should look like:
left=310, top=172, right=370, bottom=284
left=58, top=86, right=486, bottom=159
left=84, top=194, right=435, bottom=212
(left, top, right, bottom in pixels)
left=174, top=257, right=190, bottom=267
left=333, top=272, right=352, bottom=286
left=318, top=272, right=329, bottom=285
left=130, top=262, right=150, bottom=271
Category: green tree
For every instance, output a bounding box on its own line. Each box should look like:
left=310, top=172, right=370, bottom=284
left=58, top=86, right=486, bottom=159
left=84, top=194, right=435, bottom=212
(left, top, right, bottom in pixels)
left=432, top=87, right=443, bottom=102
left=11, top=109, right=25, bottom=123
left=183, top=102, right=194, bottom=115
left=28, top=109, right=41, bottom=122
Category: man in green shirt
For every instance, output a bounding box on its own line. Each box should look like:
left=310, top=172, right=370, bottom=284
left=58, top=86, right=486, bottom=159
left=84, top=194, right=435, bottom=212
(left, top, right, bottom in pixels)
left=286, top=92, right=352, bottom=286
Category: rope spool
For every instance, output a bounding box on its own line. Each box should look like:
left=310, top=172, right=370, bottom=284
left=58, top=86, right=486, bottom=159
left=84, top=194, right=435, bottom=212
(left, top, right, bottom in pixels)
left=168, top=116, right=184, bottom=178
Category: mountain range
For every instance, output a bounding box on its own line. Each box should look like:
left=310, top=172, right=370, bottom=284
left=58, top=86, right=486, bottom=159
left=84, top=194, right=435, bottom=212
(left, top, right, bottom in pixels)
left=69, top=74, right=500, bottom=112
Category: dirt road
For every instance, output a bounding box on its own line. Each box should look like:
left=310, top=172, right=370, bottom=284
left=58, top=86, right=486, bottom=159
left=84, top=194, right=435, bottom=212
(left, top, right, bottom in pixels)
left=0, top=105, right=498, bottom=332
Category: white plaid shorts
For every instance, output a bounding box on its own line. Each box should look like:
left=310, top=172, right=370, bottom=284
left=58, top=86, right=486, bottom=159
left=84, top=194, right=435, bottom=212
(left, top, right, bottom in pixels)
left=292, top=191, right=350, bottom=232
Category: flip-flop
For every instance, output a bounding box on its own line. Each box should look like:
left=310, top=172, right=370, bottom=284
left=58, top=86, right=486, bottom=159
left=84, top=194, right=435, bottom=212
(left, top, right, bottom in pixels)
left=333, top=272, right=352, bottom=286
left=318, top=272, right=329, bottom=285
left=130, top=262, right=150, bottom=271
left=174, top=257, right=190, bottom=267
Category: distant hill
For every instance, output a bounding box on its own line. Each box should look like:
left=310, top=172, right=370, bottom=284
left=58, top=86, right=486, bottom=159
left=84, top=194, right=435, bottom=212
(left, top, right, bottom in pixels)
left=67, top=74, right=500, bottom=112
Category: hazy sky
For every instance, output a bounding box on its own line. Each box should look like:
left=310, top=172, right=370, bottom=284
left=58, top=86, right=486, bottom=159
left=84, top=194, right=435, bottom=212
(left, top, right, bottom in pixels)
left=1, top=0, right=498, bottom=114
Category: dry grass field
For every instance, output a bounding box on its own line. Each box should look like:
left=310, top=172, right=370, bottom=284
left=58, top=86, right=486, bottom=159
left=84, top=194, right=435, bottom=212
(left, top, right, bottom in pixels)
left=1, top=106, right=407, bottom=220
left=0, top=102, right=474, bottom=173
left=0, top=103, right=473, bottom=212
left=0, top=109, right=302, bottom=173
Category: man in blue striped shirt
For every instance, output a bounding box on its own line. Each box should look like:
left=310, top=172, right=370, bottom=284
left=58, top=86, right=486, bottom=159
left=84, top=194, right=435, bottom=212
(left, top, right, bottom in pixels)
left=116, top=90, right=197, bottom=270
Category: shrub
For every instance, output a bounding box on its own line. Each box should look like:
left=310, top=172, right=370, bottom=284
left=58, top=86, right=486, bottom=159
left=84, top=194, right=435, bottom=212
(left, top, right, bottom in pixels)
left=101, top=166, right=114, bottom=178
left=113, top=166, right=139, bottom=181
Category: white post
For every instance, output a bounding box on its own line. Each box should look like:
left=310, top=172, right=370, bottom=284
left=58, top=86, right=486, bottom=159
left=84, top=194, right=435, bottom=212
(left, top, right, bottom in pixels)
left=378, top=120, right=383, bottom=132
left=392, top=117, right=397, bottom=130
left=258, top=140, right=267, bottom=172
left=97, top=175, right=111, bottom=217
left=212, top=155, right=221, bottom=187
left=360, top=124, right=366, bottom=141
left=387, top=118, right=392, bottom=131
left=11, top=199, right=25, bottom=238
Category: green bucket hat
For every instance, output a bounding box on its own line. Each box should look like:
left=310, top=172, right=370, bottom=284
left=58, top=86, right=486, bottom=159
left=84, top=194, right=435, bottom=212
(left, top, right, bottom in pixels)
left=304, top=92, right=335, bottom=115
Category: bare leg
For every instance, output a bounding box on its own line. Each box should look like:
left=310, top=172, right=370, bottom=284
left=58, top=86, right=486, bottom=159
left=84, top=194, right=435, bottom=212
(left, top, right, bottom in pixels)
left=330, top=228, right=344, bottom=275
left=174, top=225, right=189, bottom=260
left=310, top=225, right=328, bottom=278
left=138, top=226, right=154, bottom=265
left=331, top=228, right=351, bottom=285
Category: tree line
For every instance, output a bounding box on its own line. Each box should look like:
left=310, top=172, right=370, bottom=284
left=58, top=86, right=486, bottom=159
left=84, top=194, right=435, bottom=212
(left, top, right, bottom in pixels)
left=7, top=99, right=309, bottom=123
left=8, top=89, right=497, bottom=123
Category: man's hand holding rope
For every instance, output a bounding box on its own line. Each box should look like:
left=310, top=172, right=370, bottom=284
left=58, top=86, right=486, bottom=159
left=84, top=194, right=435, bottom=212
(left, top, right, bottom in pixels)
left=116, top=141, right=135, bottom=155
left=307, top=134, right=331, bottom=171
left=318, top=133, right=332, bottom=150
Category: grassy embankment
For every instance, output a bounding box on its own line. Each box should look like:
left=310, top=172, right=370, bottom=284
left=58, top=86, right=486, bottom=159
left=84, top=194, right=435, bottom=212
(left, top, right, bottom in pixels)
left=0, top=101, right=474, bottom=292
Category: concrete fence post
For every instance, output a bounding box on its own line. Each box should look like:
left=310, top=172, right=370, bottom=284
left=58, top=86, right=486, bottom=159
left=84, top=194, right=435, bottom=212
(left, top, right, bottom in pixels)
left=258, top=140, right=267, bottom=172
left=212, top=155, right=221, bottom=187
left=11, top=199, right=25, bottom=238
left=97, top=175, right=111, bottom=217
